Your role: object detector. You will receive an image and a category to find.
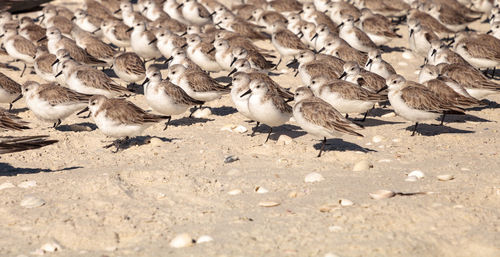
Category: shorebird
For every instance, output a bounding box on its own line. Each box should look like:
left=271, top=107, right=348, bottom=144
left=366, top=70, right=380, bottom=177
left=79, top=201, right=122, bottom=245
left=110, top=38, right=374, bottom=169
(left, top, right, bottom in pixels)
left=34, top=46, right=57, bottom=83
left=357, top=8, right=400, bottom=46
left=408, top=19, right=439, bottom=57
left=18, top=17, right=46, bottom=45
left=88, top=95, right=169, bottom=152
left=156, top=30, right=186, bottom=59
left=71, top=26, right=116, bottom=65
left=163, top=0, right=189, bottom=25
left=437, top=63, right=500, bottom=99
left=0, top=72, right=21, bottom=110
left=2, top=26, right=36, bottom=77
left=0, top=108, right=29, bottom=130
left=270, top=22, right=307, bottom=68
left=143, top=66, right=204, bottom=129
left=73, top=8, right=103, bottom=36
left=184, top=34, right=222, bottom=72
left=320, top=36, right=368, bottom=66
left=385, top=74, right=464, bottom=136
left=20, top=81, right=92, bottom=128
left=100, top=18, right=131, bottom=51
left=242, top=79, right=292, bottom=143
left=112, top=52, right=146, bottom=89
left=129, top=21, right=162, bottom=60
left=340, top=61, right=387, bottom=94
left=365, top=50, right=396, bottom=79
left=338, top=15, right=377, bottom=53
left=293, top=86, right=363, bottom=157
left=179, top=0, right=212, bottom=25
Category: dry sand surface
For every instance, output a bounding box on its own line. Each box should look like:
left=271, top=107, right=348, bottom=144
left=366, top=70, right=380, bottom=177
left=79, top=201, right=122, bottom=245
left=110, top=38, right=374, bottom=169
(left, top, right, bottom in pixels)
left=1, top=0, right=500, bottom=256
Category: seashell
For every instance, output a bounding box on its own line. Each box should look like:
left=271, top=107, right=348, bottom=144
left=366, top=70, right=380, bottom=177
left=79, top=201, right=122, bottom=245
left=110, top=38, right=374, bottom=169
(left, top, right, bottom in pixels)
left=288, top=191, right=298, bottom=198
left=324, top=252, right=341, bottom=257
left=328, top=225, right=342, bottom=232
left=372, top=135, right=384, bottom=143
left=339, top=199, right=353, bottom=206
left=0, top=182, right=15, bottom=190
left=437, top=174, right=454, bottom=181
left=402, top=51, right=414, bottom=59
left=20, top=195, right=46, bottom=208
left=381, top=112, right=396, bottom=118
left=192, top=108, right=211, bottom=119
left=233, top=125, right=247, bottom=133
left=18, top=180, right=37, bottom=188
left=408, top=170, right=425, bottom=179
left=259, top=201, right=280, bottom=207
left=149, top=137, right=163, bottom=147
left=405, top=176, right=418, bottom=182
left=196, top=235, right=213, bottom=244
left=319, top=203, right=337, bottom=212
left=41, top=242, right=61, bottom=252
left=353, top=160, right=372, bottom=171
left=378, top=159, right=391, bottom=163
left=277, top=135, right=293, bottom=145
left=224, top=155, right=239, bottom=163
left=169, top=233, right=194, bottom=248
left=221, top=124, right=247, bottom=133
left=254, top=186, right=269, bottom=194
left=227, top=189, right=242, bottom=195
left=369, top=190, right=396, bottom=200
left=304, top=172, right=324, bottom=183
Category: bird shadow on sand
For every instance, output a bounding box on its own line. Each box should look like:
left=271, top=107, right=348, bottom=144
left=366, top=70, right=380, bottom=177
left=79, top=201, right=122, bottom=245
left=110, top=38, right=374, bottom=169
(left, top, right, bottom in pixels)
left=439, top=114, right=492, bottom=124
left=405, top=123, right=474, bottom=136
left=102, top=68, right=118, bottom=78
left=104, top=136, right=173, bottom=152
left=0, top=163, right=82, bottom=176
left=169, top=117, right=212, bottom=127
left=380, top=45, right=406, bottom=53
left=55, top=122, right=97, bottom=132
left=470, top=99, right=500, bottom=111
left=127, top=83, right=144, bottom=95
left=357, top=118, right=405, bottom=127
left=251, top=124, right=307, bottom=141
left=8, top=107, right=29, bottom=114
left=210, top=106, right=238, bottom=116
left=313, top=138, right=376, bottom=153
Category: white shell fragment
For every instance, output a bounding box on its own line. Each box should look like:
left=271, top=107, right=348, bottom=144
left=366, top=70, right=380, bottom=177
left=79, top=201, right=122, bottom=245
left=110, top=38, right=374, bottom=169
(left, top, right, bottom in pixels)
left=192, top=108, right=211, bottom=119
left=408, top=170, right=425, bottom=179
left=369, top=190, right=396, bottom=200
left=277, top=135, right=293, bottom=145
left=169, top=233, right=194, bottom=248
left=220, top=124, right=247, bottom=133
left=196, top=235, right=213, bottom=244
left=437, top=174, right=454, bottom=181
left=405, top=176, right=418, bottom=182
left=381, top=112, right=396, bottom=118
left=149, top=137, right=163, bottom=147
left=353, top=160, right=372, bottom=171
left=255, top=186, right=269, bottom=194
left=328, top=225, right=342, bottom=232
left=402, top=51, right=414, bottom=59
left=339, top=199, right=354, bottom=206
left=40, top=242, right=61, bottom=252
left=0, top=182, right=15, bottom=190
left=18, top=180, right=37, bottom=188
left=372, top=135, right=384, bottom=143
left=259, top=201, right=280, bottom=207
left=304, top=172, right=325, bottom=183
left=228, top=189, right=242, bottom=195
left=20, top=195, right=46, bottom=208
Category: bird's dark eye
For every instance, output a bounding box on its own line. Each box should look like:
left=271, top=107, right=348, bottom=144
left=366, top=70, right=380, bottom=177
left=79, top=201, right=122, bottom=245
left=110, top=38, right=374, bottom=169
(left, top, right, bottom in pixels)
left=312, top=81, right=316, bottom=84
left=172, top=71, right=176, bottom=74
left=392, top=80, right=396, bottom=84
left=25, top=88, right=28, bottom=91
left=91, top=102, right=95, bottom=105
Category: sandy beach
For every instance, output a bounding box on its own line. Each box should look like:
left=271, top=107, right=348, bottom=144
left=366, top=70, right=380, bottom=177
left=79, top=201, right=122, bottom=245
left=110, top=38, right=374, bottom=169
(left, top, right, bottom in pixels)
left=0, top=0, right=499, bottom=256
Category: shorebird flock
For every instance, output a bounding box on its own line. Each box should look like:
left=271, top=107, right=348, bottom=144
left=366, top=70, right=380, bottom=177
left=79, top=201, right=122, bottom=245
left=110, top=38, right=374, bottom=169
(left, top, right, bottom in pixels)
left=0, top=0, right=500, bottom=157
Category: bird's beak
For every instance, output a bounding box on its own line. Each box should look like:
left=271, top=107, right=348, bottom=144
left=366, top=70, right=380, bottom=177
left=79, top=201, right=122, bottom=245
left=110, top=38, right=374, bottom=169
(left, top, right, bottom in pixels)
left=126, top=27, right=134, bottom=32
left=297, top=31, right=303, bottom=38
left=366, top=59, right=372, bottom=67
left=165, top=56, right=173, bottom=63
left=318, top=47, right=325, bottom=53
left=487, top=30, right=492, bottom=34
left=298, top=10, right=303, bottom=14
left=431, top=49, right=437, bottom=56
left=148, top=38, right=158, bottom=45
left=247, top=15, right=253, bottom=21
left=207, top=47, right=215, bottom=54
left=114, top=8, right=121, bottom=14
left=141, top=77, right=150, bottom=86
left=37, top=36, right=47, bottom=42
left=311, top=33, right=318, bottom=40
left=339, top=72, right=347, bottom=80
left=228, top=68, right=237, bottom=77
left=376, top=85, right=388, bottom=94
left=51, top=59, right=59, bottom=66
left=240, top=89, right=251, bottom=98
left=409, top=29, right=414, bottom=38
left=55, top=71, right=63, bottom=77
left=12, top=94, right=23, bottom=103
left=337, top=22, right=344, bottom=28
left=76, top=106, right=89, bottom=115
left=230, top=57, right=237, bottom=67
left=181, top=43, right=188, bottom=48
left=71, top=16, right=76, bottom=21
left=92, top=27, right=101, bottom=33
left=180, top=31, right=187, bottom=36
left=177, top=3, right=184, bottom=9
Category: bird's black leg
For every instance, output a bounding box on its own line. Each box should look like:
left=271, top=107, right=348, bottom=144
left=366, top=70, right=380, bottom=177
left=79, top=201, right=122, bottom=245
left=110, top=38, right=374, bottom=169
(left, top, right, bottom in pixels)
left=251, top=121, right=260, bottom=137
left=361, top=111, right=369, bottom=122
left=345, top=113, right=349, bottom=119
left=440, top=114, right=446, bottom=126
left=163, top=116, right=172, bottom=130
left=317, top=137, right=327, bottom=157
left=264, top=126, right=272, bottom=143
left=411, top=122, right=419, bottom=136
left=9, top=103, right=13, bottom=111
left=20, top=63, right=27, bottom=77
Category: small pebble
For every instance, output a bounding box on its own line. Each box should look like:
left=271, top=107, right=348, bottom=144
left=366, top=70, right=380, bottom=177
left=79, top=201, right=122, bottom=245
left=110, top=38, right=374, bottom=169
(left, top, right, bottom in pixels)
left=408, top=170, right=425, bottom=179
left=192, top=108, right=211, bottom=119
left=437, top=174, right=454, bottom=181
left=339, top=199, right=353, bottom=206
left=169, top=233, right=194, bottom=248
left=18, top=180, right=37, bottom=188
left=224, top=155, right=239, bottom=163
left=227, top=189, right=242, bottom=195
left=405, top=176, right=418, bottom=182
left=0, top=182, right=15, bottom=190
left=277, top=135, right=293, bottom=145
left=328, top=225, right=342, bottom=232
left=288, top=191, right=298, bottom=198
left=319, top=204, right=337, bottom=212
left=149, top=137, right=163, bottom=147
left=381, top=112, right=396, bottom=118
left=220, top=124, right=247, bottom=133
left=304, top=172, right=324, bottom=183
left=369, top=190, right=396, bottom=200
left=378, top=159, right=391, bottom=163
left=196, top=235, right=213, bottom=244
left=372, top=135, right=384, bottom=143
left=40, top=242, right=61, bottom=252
left=255, top=186, right=269, bottom=194
left=324, top=252, right=341, bottom=257
left=352, top=160, right=372, bottom=171
left=259, top=201, right=280, bottom=207
left=20, top=195, right=46, bottom=208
